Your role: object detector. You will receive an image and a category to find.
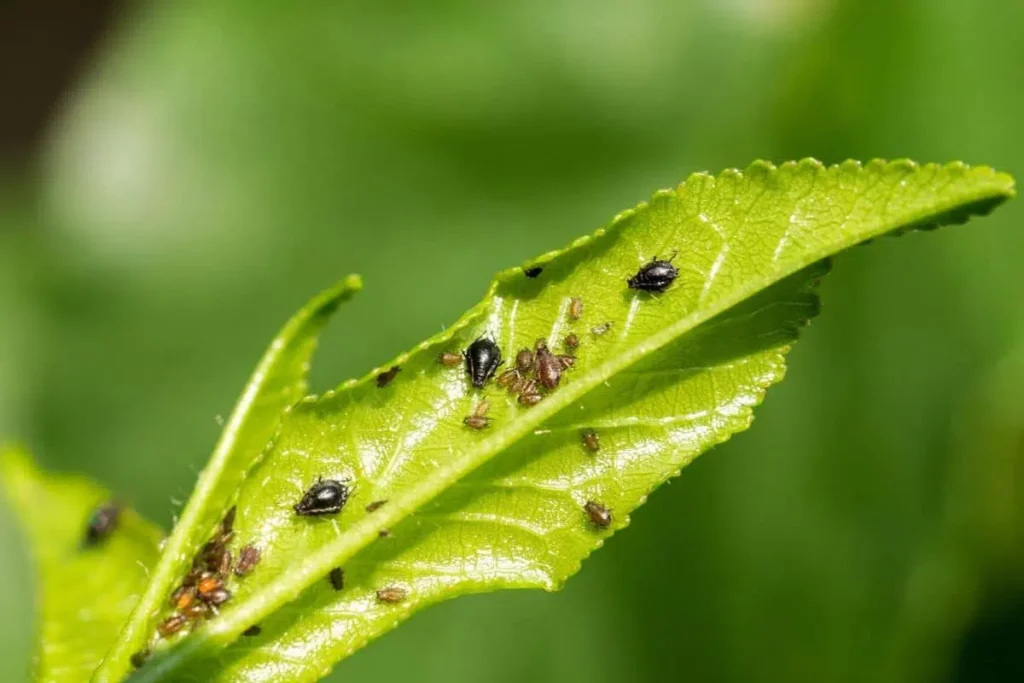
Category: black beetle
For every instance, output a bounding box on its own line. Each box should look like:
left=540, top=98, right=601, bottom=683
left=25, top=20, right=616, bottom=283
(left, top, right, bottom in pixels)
left=329, top=567, right=345, bottom=591
left=294, top=477, right=350, bottom=516
left=523, top=266, right=543, bottom=278
left=627, top=254, right=679, bottom=293
left=464, top=337, right=502, bottom=388
left=376, top=365, right=401, bottom=388
left=84, top=502, right=121, bottom=545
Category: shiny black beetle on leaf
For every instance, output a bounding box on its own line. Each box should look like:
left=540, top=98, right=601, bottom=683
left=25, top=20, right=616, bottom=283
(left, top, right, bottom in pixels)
left=627, top=253, right=679, bottom=293
left=294, top=477, right=350, bottom=516
left=464, top=336, right=502, bottom=388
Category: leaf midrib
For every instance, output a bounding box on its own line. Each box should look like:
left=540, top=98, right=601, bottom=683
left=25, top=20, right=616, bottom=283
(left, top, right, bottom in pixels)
left=101, top=276, right=361, bottom=682
left=133, top=173, right=1009, bottom=682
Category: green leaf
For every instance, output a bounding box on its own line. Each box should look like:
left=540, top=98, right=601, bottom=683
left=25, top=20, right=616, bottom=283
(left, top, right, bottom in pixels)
left=130, top=160, right=1013, bottom=683
left=93, top=276, right=363, bottom=682
left=0, top=446, right=163, bottom=683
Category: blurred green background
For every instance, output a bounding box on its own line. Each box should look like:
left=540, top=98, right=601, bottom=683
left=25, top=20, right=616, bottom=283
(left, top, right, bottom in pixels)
left=1, top=0, right=1022, bottom=681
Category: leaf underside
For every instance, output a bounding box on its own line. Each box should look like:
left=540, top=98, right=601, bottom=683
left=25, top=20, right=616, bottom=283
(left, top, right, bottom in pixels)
left=3, top=159, right=1014, bottom=683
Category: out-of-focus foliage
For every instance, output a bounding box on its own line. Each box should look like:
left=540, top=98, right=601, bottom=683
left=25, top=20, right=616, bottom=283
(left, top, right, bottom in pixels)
left=0, top=446, right=162, bottom=683
left=1, top=0, right=1022, bottom=682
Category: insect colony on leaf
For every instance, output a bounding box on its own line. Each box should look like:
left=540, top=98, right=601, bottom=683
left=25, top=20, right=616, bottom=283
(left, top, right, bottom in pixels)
left=434, top=253, right=678, bottom=533
left=131, top=506, right=264, bottom=668
left=132, top=252, right=675, bottom=661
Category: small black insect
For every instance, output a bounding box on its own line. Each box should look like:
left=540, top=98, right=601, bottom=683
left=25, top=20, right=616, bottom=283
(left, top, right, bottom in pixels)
left=584, top=500, right=612, bottom=529
left=376, top=365, right=401, bottom=388
left=294, top=477, right=350, bottom=516
left=378, top=529, right=392, bottom=538
left=329, top=567, right=345, bottom=591
left=581, top=429, right=600, bottom=452
left=84, top=502, right=121, bottom=545
left=524, top=266, right=544, bottom=278
left=234, top=544, right=261, bottom=577
left=564, top=333, right=579, bottom=351
left=243, top=625, right=262, bottom=637
left=130, top=649, right=150, bottom=669
left=465, top=337, right=502, bottom=388
left=366, top=500, right=387, bottom=513
left=627, top=254, right=679, bottom=293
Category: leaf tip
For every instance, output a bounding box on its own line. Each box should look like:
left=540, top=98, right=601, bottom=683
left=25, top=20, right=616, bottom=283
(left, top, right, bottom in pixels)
left=341, top=273, right=363, bottom=291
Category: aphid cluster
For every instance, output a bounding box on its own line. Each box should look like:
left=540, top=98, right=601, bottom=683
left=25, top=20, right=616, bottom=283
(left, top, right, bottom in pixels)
left=433, top=249, right=677, bottom=538
left=495, top=338, right=576, bottom=408
left=143, top=506, right=262, bottom=657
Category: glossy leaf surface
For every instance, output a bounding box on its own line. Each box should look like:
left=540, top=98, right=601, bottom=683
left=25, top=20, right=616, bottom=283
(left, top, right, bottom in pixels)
left=94, top=277, right=363, bottom=681
left=118, top=159, right=1013, bottom=683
